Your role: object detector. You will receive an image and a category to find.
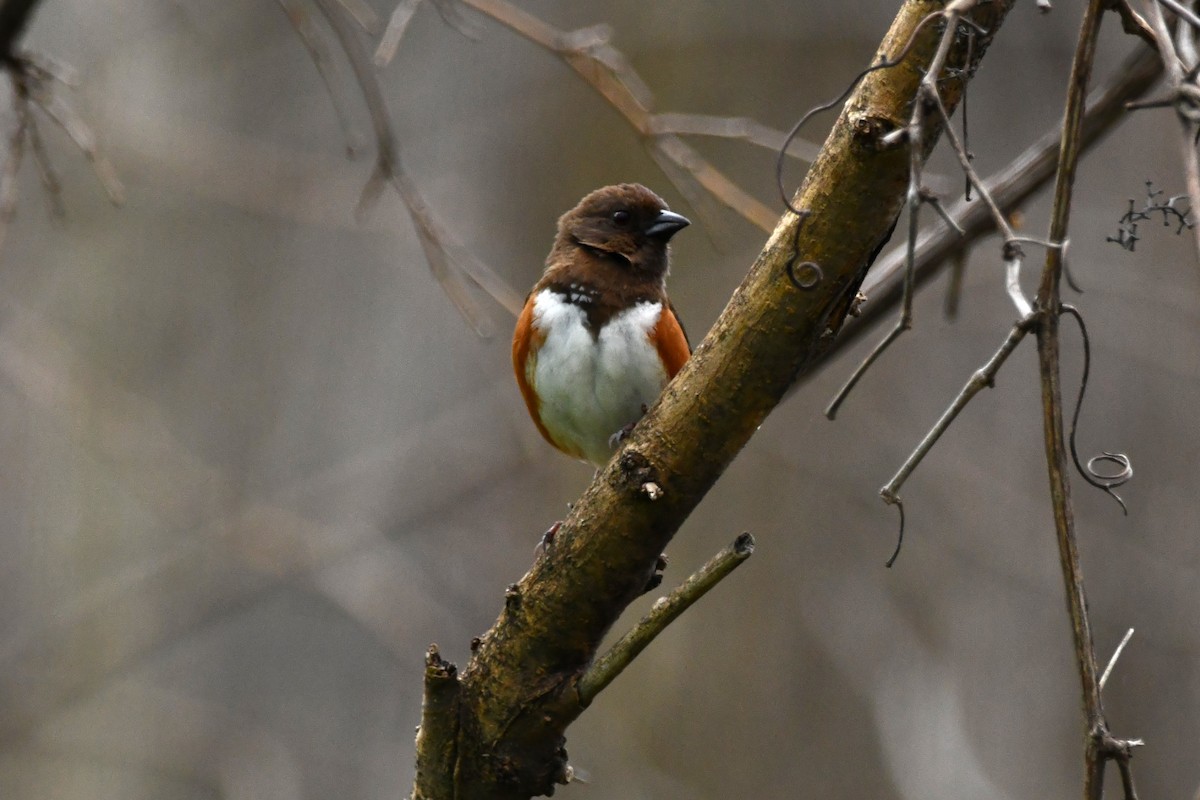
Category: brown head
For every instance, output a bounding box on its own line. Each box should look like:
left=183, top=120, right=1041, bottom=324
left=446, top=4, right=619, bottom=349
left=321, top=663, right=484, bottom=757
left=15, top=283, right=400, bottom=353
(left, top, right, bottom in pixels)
left=550, top=183, right=690, bottom=282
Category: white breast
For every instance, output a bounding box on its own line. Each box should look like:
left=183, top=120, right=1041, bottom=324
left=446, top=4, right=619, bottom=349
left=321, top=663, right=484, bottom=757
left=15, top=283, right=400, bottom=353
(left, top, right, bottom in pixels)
left=530, top=288, right=668, bottom=465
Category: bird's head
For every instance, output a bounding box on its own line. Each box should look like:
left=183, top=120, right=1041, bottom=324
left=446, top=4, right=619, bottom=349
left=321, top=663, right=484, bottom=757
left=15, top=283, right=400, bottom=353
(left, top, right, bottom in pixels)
left=554, top=183, right=690, bottom=279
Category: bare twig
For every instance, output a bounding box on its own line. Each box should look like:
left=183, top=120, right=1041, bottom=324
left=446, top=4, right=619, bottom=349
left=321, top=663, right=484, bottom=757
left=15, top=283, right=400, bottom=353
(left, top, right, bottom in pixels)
left=577, top=532, right=754, bottom=705
left=866, top=12, right=1135, bottom=562
left=0, top=52, right=125, bottom=236
left=648, top=112, right=821, bottom=162
left=825, top=2, right=1076, bottom=417
left=23, top=93, right=63, bottom=219
left=1033, top=4, right=1132, bottom=798
left=1115, top=0, right=1159, bottom=46
left=855, top=44, right=1161, bottom=307
left=879, top=316, right=1033, bottom=528
left=1116, top=757, right=1140, bottom=800
left=930, top=88, right=1041, bottom=318
left=336, top=0, right=382, bottom=34
left=1105, top=181, right=1193, bottom=250
left=301, top=0, right=523, bottom=336
left=0, top=89, right=27, bottom=248
left=22, top=67, right=124, bottom=205
left=278, top=0, right=367, bottom=157
left=1099, top=628, right=1135, bottom=691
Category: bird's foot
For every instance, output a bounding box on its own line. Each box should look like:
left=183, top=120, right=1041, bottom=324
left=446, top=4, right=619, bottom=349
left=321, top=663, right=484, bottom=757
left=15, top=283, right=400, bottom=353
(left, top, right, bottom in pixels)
left=536, top=520, right=562, bottom=554
left=608, top=404, right=651, bottom=450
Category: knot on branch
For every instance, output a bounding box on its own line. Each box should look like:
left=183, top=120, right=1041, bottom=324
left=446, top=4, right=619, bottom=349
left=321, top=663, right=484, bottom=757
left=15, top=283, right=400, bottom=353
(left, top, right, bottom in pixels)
left=787, top=260, right=824, bottom=290
left=616, top=449, right=662, bottom=499
left=851, top=114, right=902, bottom=150
left=1001, top=239, right=1025, bottom=261
left=504, top=583, right=522, bottom=611
left=424, top=643, right=456, bottom=677
left=1097, top=732, right=1144, bottom=760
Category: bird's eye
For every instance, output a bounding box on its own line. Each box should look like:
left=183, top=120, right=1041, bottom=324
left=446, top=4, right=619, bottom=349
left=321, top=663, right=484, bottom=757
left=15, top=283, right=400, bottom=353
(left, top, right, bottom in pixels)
left=611, top=210, right=631, bottom=225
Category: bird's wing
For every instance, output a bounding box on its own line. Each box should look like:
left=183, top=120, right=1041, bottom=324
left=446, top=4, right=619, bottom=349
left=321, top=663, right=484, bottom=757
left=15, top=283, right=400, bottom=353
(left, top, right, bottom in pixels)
left=512, top=294, right=558, bottom=448
left=653, top=303, right=691, bottom=378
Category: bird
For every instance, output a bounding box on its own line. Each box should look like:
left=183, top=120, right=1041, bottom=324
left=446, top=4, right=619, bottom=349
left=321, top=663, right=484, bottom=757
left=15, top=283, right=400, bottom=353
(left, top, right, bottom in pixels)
left=513, top=183, right=691, bottom=467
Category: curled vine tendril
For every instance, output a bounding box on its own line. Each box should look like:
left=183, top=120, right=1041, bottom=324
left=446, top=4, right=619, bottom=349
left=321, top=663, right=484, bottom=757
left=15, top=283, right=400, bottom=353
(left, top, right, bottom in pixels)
left=775, top=11, right=946, bottom=291
left=774, top=11, right=945, bottom=217
left=1061, top=303, right=1132, bottom=514
left=786, top=260, right=824, bottom=290
left=884, top=498, right=905, bottom=568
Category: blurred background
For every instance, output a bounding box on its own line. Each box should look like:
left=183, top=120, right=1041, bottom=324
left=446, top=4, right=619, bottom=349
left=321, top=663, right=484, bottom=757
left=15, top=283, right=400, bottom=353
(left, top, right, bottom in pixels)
left=0, top=1, right=1197, bottom=798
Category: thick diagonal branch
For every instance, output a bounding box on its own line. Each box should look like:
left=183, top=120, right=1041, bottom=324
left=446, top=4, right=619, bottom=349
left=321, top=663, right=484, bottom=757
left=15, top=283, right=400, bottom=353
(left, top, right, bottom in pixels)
left=431, top=3, right=1017, bottom=798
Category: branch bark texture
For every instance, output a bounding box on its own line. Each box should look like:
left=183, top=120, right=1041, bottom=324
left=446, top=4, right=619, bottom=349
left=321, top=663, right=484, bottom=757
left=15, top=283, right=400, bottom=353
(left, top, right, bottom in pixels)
left=417, top=3, right=1017, bottom=797
left=1034, top=2, right=1109, bottom=797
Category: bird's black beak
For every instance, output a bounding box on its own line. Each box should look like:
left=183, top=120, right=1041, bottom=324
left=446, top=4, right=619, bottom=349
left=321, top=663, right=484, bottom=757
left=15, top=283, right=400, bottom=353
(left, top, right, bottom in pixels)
left=643, top=210, right=690, bottom=240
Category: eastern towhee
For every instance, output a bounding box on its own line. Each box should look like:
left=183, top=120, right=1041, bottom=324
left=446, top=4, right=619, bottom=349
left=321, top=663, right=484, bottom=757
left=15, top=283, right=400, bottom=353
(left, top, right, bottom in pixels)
left=513, top=183, right=691, bottom=466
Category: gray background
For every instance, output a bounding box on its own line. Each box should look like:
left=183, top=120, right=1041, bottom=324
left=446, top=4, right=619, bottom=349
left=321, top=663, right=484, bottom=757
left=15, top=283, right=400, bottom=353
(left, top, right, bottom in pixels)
left=0, top=1, right=1196, bottom=798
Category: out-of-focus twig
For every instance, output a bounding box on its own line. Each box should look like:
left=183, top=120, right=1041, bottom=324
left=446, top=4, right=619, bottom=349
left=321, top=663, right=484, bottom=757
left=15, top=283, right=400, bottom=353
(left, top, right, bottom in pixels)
left=0, top=51, right=124, bottom=249
left=1142, top=0, right=1200, bottom=264
left=375, top=0, right=422, bottom=64
left=336, top=0, right=382, bottom=34
left=278, top=0, right=367, bottom=157
left=0, top=0, right=123, bottom=249
left=376, top=0, right=821, bottom=235
left=1157, top=0, right=1200, bottom=31
left=286, top=0, right=524, bottom=336
left=0, top=0, right=40, bottom=57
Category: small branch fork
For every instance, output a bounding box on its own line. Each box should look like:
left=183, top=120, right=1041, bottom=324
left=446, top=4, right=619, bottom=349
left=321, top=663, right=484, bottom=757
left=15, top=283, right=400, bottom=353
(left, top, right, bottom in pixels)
left=377, top=0, right=820, bottom=238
